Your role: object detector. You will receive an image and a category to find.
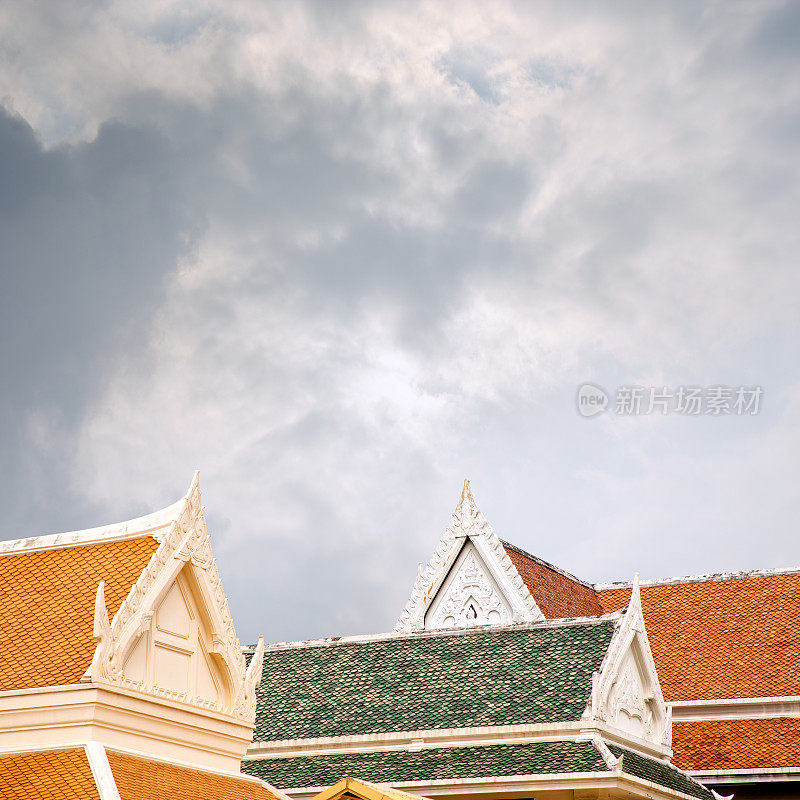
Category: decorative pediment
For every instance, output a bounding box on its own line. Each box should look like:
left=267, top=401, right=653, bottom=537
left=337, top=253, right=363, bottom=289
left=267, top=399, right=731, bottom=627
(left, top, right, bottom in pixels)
left=584, top=575, right=671, bottom=749
left=84, top=473, right=264, bottom=724
left=394, top=480, right=543, bottom=633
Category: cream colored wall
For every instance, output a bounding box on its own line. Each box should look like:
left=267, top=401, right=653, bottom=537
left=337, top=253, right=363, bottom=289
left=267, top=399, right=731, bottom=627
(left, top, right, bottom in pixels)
left=122, top=569, right=228, bottom=708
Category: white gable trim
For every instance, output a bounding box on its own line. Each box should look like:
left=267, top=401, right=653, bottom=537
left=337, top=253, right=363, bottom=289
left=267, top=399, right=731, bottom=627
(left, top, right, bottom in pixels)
left=83, top=473, right=264, bottom=724
left=583, top=574, right=671, bottom=753
left=85, top=743, right=123, bottom=800
left=0, top=496, right=184, bottom=556
left=394, top=481, right=543, bottom=633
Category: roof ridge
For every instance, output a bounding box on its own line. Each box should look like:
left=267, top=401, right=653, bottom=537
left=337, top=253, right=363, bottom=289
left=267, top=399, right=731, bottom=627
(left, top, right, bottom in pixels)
left=499, top=539, right=595, bottom=589
left=0, top=474, right=197, bottom=557
left=245, top=612, right=623, bottom=653
left=595, top=564, right=800, bottom=591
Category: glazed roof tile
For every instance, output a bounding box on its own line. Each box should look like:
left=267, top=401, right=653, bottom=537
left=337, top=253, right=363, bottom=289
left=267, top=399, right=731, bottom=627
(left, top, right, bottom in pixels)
left=597, top=573, right=800, bottom=701
left=244, top=741, right=607, bottom=788
left=107, top=750, right=286, bottom=800
left=0, top=749, right=100, bottom=800
left=253, top=621, right=615, bottom=742
left=244, top=741, right=712, bottom=799
left=671, top=718, right=800, bottom=771
left=608, top=745, right=712, bottom=799
left=0, top=536, right=159, bottom=690
left=501, top=542, right=603, bottom=618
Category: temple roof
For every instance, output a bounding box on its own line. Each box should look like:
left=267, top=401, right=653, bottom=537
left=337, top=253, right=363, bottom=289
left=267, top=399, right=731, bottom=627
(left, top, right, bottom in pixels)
left=252, top=619, right=616, bottom=743
left=0, top=746, right=287, bottom=800
left=0, top=478, right=204, bottom=693
left=672, top=717, right=800, bottom=772
left=501, top=540, right=604, bottom=618
left=597, top=572, right=800, bottom=701
left=0, top=535, right=159, bottom=691
left=243, top=741, right=712, bottom=800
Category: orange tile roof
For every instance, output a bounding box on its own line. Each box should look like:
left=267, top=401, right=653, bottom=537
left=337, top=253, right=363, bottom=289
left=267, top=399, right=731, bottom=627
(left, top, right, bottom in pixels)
left=0, top=536, right=159, bottom=691
left=0, top=749, right=101, bottom=800
left=502, top=542, right=604, bottom=618
left=597, top=573, right=800, bottom=701
left=672, top=718, right=800, bottom=771
left=107, top=751, right=286, bottom=800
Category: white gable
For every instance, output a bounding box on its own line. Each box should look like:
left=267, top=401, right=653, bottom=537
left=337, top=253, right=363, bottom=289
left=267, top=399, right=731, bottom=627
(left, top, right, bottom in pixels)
left=425, top=540, right=514, bottom=628
left=121, top=568, right=226, bottom=707
left=395, top=480, right=543, bottom=633
left=584, top=575, right=671, bottom=751
left=85, top=473, right=265, bottom=723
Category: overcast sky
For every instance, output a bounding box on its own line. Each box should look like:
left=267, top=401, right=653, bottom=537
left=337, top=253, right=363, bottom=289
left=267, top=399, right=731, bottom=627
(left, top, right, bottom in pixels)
left=1, top=1, right=799, bottom=644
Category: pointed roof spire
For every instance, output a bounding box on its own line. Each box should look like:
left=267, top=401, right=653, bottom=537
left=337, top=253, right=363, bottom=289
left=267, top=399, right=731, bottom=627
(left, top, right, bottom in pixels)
left=455, top=478, right=477, bottom=528
left=394, top=479, right=544, bottom=632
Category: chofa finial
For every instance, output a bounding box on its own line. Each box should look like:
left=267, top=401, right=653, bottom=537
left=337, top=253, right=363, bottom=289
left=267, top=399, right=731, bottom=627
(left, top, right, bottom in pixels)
left=460, top=478, right=473, bottom=504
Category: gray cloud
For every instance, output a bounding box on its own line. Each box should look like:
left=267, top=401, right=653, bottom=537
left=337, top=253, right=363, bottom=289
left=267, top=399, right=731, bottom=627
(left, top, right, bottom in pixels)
left=1, top=1, right=800, bottom=643
left=0, top=107, right=196, bottom=531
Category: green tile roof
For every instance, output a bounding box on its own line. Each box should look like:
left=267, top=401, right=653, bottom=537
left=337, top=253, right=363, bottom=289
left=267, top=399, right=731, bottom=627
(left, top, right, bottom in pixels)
left=243, top=741, right=713, bottom=800
left=608, top=746, right=713, bottom=800
left=242, top=741, right=607, bottom=788
left=253, top=621, right=615, bottom=741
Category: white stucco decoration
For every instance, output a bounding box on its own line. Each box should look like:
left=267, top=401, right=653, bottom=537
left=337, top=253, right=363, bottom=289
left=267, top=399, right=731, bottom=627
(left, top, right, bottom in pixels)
left=83, top=472, right=264, bottom=724
left=394, top=480, right=543, bottom=633
left=584, top=574, right=671, bottom=750
left=426, top=541, right=514, bottom=628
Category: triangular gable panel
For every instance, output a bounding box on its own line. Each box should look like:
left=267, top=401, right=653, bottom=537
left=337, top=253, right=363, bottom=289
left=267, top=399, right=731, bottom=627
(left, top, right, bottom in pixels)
left=425, top=540, right=514, bottom=628
left=118, top=567, right=228, bottom=706
left=395, top=481, right=543, bottom=632
left=85, top=473, right=265, bottom=723
left=584, top=575, right=671, bottom=751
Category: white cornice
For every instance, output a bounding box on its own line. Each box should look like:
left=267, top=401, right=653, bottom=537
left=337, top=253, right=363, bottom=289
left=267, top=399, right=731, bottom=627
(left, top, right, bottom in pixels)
left=0, top=683, right=254, bottom=772
left=247, top=721, right=670, bottom=763
left=247, top=722, right=586, bottom=758
left=671, top=695, right=800, bottom=721
left=689, top=767, right=800, bottom=784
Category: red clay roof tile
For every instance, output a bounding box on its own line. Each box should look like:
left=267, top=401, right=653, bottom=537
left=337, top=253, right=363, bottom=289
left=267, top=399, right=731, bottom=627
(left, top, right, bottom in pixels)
left=502, top=542, right=604, bottom=618
left=598, top=573, right=800, bottom=701
left=672, top=718, right=800, bottom=771
left=0, top=537, right=159, bottom=691
left=107, top=750, right=286, bottom=800
left=0, top=749, right=101, bottom=800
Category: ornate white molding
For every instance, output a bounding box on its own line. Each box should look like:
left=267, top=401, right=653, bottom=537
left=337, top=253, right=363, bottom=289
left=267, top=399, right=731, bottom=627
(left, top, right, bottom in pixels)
left=426, top=543, right=513, bottom=628
left=0, top=498, right=184, bottom=555
left=234, top=636, right=265, bottom=720
left=83, top=473, right=257, bottom=724
left=584, top=574, right=671, bottom=751
left=394, top=480, right=543, bottom=633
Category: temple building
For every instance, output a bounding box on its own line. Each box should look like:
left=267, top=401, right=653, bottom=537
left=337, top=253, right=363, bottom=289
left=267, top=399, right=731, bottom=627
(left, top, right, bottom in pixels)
left=241, top=480, right=800, bottom=800
left=0, top=474, right=285, bottom=799
left=1, top=475, right=797, bottom=799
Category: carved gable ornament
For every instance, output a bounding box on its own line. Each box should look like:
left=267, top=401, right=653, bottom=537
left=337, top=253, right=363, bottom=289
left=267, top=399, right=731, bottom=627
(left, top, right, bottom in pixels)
left=84, top=473, right=264, bottom=724
left=395, top=480, right=543, bottom=633
left=584, top=574, right=671, bottom=750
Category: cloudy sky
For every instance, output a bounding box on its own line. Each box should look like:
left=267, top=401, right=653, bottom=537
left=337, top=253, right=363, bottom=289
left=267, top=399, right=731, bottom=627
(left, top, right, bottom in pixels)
left=1, top=1, right=799, bottom=644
